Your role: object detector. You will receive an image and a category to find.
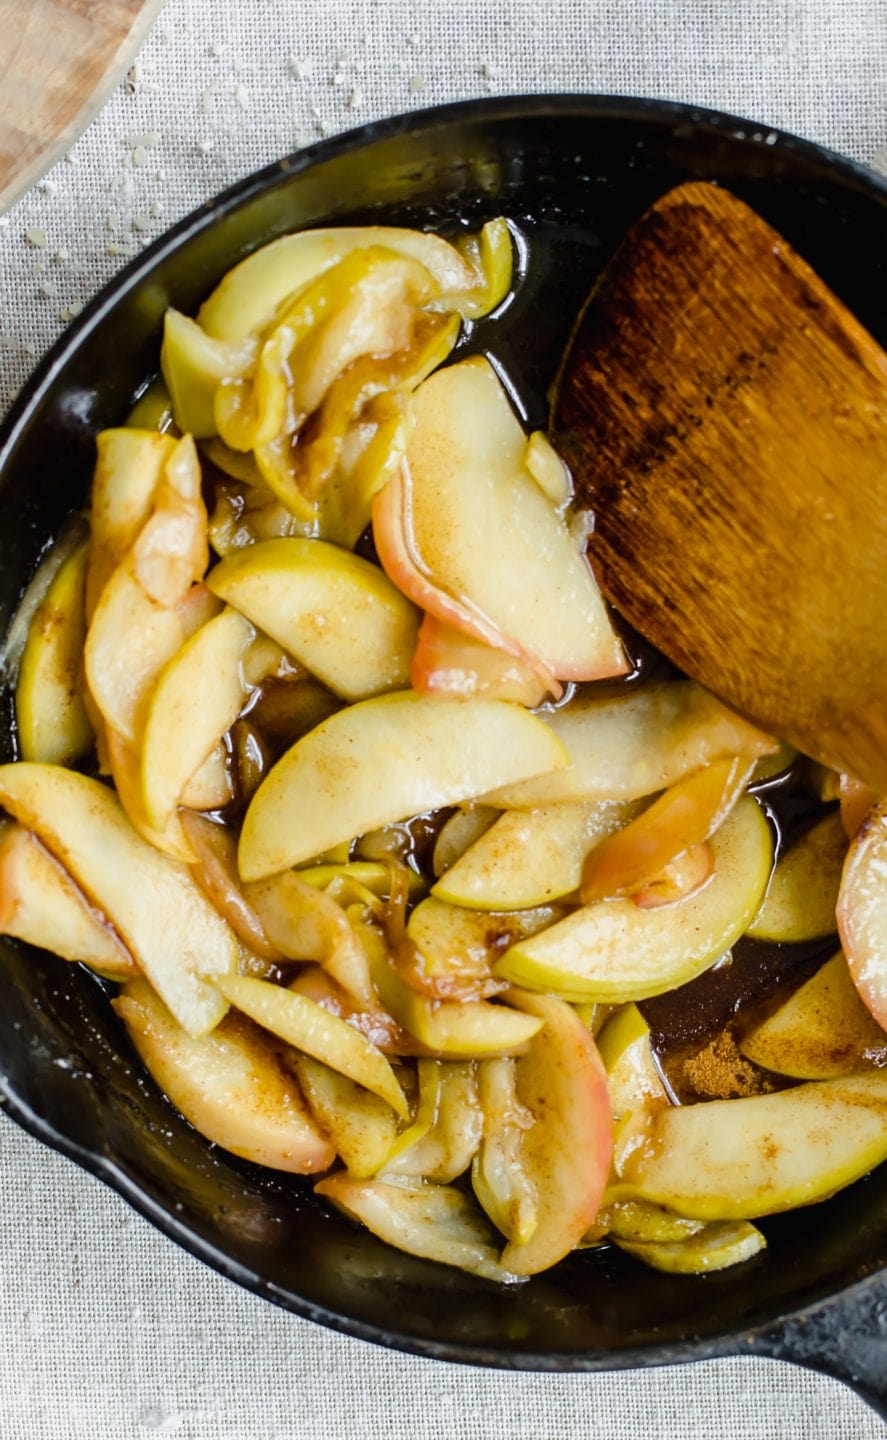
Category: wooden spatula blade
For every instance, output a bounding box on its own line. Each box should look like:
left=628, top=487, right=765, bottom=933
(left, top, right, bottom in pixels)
left=553, top=181, right=887, bottom=791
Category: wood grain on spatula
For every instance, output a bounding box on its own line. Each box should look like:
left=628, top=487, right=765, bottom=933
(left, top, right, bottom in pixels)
left=553, top=181, right=887, bottom=792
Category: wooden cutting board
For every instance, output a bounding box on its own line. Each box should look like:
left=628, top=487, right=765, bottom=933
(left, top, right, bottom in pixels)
left=0, top=0, right=165, bottom=213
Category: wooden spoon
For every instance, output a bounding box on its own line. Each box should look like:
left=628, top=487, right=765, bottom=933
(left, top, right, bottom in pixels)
left=552, top=181, right=887, bottom=792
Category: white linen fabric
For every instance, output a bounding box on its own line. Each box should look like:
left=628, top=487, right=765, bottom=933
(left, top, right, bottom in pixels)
left=0, top=2, right=884, bottom=1436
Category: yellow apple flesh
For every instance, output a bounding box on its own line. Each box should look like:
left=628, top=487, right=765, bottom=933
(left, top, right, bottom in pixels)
left=614, top=1072, right=887, bottom=1219
left=838, top=802, right=887, bottom=1030
left=495, top=798, right=773, bottom=1002
left=291, top=1053, right=398, bottom=1179
left=739, top=952, right=887, bottom=1079
left=115, top=980, right=334, bottom=1173
left=0, top=764, right=236, bottom=1034
left=0, top=823, right=135, bottom=978
left=207, top=538, right=419, bottom=701
left=748, top=810, right=846, bottom=943
left=615, top=1221, right=766, bottom=1274
left=16, top=537, right=93, bottom=766
left=238, top=692, right=567, bottom=880
left=381, top=1062, right=482, bottom=1184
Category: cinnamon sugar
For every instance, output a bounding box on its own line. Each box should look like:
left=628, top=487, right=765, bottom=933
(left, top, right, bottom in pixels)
left=680, top=1030, right=774, bottom=1101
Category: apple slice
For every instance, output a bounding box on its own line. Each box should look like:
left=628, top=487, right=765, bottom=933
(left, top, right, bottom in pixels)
left=179, top=811, right=280, bottom=962
left=839, top=774, right=879, bottom=839
left=613, top=1072, right=887, bottom=1219
left=140, top=607, right=253, bottom=831
left=381, top=1062, right=483, bottom=1183
left=244, top=870, right=374, bottom=1007
left=482, top=682, right=776, bottom=810
left=594, top=1198, right=704, bottom=1245
left=16, top=537, right=93, bottom=766
left=496, top=989, right=612, bottom=1275
left=196, top=225, right=494, bottom=341
left=432, top=806, right=500, bottom=878
left=631, top=842, right=715, bottom=909
left=315, top=1174, right=519, bottom=1282
left=615, top=1221, right=766, bottom=1274
left=105, top=729, right=196, bottom=864
left=579, top=757, right=754, bottom=903
left=596, top=1004, right=670, bottom=1124
left=238, top=692, right=567, bottom=879
left=837, top=802, right=887, bottom=1031
left=404, top=897, right=563, bottom=1000
left=161, top=308, right=257, bottom=437
left=0, top=823, right=135, bottom=978
left=214, top=973, right=408, bottom=1118
left=739, top=951, right=887, bottom=1079
left=207, top=538, right=419, bottom=702
left=0, top=763, right=237, bottom=1034
left=472, top=1056, right=539, bottom=1246
left=410, top=615, right=548, bottom=707
left=360, top=917, right=544, bottom=1058
left=85, top=570, right=219, bottom=745
left=179, top=743, right=234, bottom=812
left=433, top=800, right=640, bottom=911
left=495, top=798, right=773, bottom=1002
left=115, top=980, right=334, bottom=1173
left=747, top=810, right=846, bottom=943
left=87, top=428, right=177, bottom=616
left=291, top=1054, right=398, bottom=1179
left=374, top=357, right=627, bottom=683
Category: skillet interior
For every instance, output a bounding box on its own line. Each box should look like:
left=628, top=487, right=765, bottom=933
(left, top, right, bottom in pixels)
left=0, top=96, right=885, bottom=1369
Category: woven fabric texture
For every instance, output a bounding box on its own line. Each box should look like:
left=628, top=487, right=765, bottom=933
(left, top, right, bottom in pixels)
left=0, top=1, right=885, bottom=1437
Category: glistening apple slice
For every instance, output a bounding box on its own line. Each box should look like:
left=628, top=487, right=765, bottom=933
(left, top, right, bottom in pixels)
left=410, top=614, right=548, bottom=707
left=0, top=764, right=237, bottom=1034
left=613, top=1073, right=887, bottom=1219
left=495, top=798, right=773, bottom=1002
left=837, top=801, right=887, bottom=1030
left=238, top=692, right=567, bottom=879
left=376, top=356, right=628, bottom=683
left=115, top=980, right=334, bottom=1174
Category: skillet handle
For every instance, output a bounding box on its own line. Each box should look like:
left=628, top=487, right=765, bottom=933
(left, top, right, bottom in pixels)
left=751, top=1273, right=887, bottom=1420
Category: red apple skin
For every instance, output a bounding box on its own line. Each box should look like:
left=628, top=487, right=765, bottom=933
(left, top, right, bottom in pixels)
left=410, top=614, right=548, bottom=707
left=499, top=988, right=613, bottom=1274
left=837, top=802, right=887, bottom=1032
left=372, top=469, right=560, bottom=697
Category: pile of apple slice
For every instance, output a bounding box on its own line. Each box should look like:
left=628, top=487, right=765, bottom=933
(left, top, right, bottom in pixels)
left=3, top=217, right=887, bottom=1284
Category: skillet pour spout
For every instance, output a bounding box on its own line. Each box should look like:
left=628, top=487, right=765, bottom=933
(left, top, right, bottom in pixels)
left=0, top=95, right=885, bottom=1419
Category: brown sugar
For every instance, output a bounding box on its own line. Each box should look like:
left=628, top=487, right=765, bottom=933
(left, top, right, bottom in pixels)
left=680, top=1029, right=774, bottom=1101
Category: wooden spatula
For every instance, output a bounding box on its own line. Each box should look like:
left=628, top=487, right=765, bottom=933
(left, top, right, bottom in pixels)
left=552, top=181, right=887, bottom=792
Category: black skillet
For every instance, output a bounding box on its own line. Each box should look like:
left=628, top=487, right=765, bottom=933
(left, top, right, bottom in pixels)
left=0, top=97, right=885, bottom=1419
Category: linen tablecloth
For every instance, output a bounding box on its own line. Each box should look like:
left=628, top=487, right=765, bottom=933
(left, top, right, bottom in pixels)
left=0, top=2, right=885, bottom=1436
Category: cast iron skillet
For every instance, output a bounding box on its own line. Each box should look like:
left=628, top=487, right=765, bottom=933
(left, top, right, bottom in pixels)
left=0, top=97, right=885, bottom=1419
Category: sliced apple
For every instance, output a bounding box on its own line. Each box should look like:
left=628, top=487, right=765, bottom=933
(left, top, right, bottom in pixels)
left=161, top=308, right=256, bottom=437
left=179, top=743, right=234, bottom=812
left=360, top=917, right=543, bottom=1058
left=594, top=1198, right=704, bottom=1245
left=244, top=869, right=374, bottom=1007
left=125, top=376, right=174, bottom=432
left=104, top=728, right=196, bottom=863
left=496, top=989, right=612, bottom=1275
left=207, top=538, right=419, bottom=702
left=837, top=801, right=887, bottom=1031
left=289, top=963, right=419, bottom=1057
left=615, top=1221, right=766, bottom=1274
left=495, top=798, right=773, bottom=1002
left=434, top=800, right=640, bottom=910
left=315, top=1174, right=519, bottom=1283
left=410, top=615, right=548, bottom=707
left=613, top=1072, right=887, bottom=1219
left=140, top=607, right=253, bottom=831
left=238, top=692, right=567, bottom=880
left=596, top=1003, right=670, bottom=1123
left=196, top=225, right=488, bottom=341
left=739, top=952, right=887, bottom=1079
left=382, top=1062, right=482, bottom=1184
left=16, top=537, right=93, bottom=766
left=179, top=811, right=280, bottom=962
left=631, top=842, right=715, bottom=909
left=523, top=430, right=571, bottom=507
left=0, top=823, right=135, bottom=978
left=482, top=682, right=776, bottom=810
left=839, top=774, right=879, bottom=839
left=472, top=1055, right=539, bottom=1246
left=0, top=764, right=237, bottom=1034
left=432, top=806, right=500, bottom=878
left=85, top=570, right=219, bottom=745
left=130, top=434, right=208, bottom=608
left=214, top=973, right=408, bottom=1117
left=580, top=757, right=754, bottom=904
left=748, top=810, right=845, bottom=943
left=87, top=428, right=177, bottom=616
left=115, top=979, right=333, bottom=1173
left=290, top=1053, right=398, bottom=1179
left=374, top=357, right=627, bottom=683
left=401, top=897, right=562, bottom=1000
